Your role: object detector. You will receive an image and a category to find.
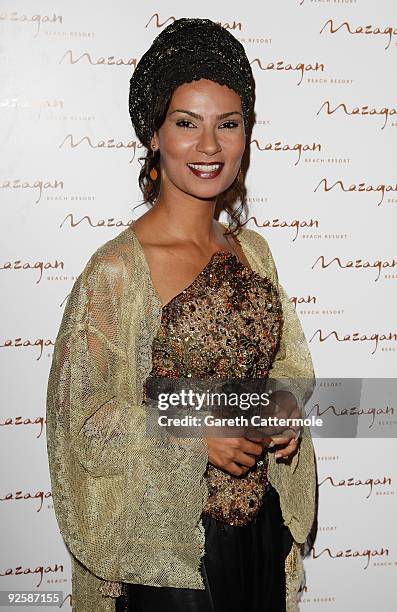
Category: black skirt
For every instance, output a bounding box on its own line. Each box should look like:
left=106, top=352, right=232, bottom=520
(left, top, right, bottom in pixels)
left=115, top=483, right=293, bottom=612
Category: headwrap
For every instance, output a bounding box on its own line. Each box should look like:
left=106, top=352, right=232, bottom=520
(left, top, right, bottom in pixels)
left=129, top=17, right=255, bottom=148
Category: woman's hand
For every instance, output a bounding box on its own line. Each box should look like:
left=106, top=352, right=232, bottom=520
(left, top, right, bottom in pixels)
left=205, top=436, right=264, bottom=477
left=204, top=390, right=303, bottom=473
left=246, top=430, right=301, bottom=462
left=245, top=389, right=303, bottom=462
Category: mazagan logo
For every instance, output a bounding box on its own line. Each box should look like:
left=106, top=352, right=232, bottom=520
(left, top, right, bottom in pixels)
left=311, top=255, right=397, bottom=282
left=144, top=13, right=242, bottom=32
left=1, top=179, right=64, bottom=204
left=309, top=329, right=397, bottom=354
left=0, top=489, right=52, bottom=512
left=318, top=474, right=392, bottom=499
left=0, top=259, right=64, bottom=284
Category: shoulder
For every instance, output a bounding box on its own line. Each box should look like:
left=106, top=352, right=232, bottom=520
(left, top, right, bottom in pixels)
left=81, top=227, right=138, bottom=289
left=57, top=228, right=142, bottom=323
left=237, top=226, right=279, bottom=285
left=219, top=221, right=271, bottom=252
left=238, top=225, right=276, bottom=262
left=55, top=229, right=140, bottom=339
left=239, top=226, right=271, bottom=251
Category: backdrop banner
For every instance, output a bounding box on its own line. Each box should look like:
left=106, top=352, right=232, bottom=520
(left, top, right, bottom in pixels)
left=1, top=1, right=396, bottom=610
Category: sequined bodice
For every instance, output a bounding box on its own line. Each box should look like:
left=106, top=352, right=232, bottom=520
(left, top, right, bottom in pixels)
left=145, top=250, right=283, bottom=526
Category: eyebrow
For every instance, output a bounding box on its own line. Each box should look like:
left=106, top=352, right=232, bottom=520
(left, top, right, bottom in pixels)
left=168, top=109, right=243, bottom=120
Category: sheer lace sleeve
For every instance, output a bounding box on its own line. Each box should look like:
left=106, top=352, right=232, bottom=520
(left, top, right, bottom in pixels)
left=270, top=282, right=316, bottom=417
left=47, top=251, right=131, bottom=478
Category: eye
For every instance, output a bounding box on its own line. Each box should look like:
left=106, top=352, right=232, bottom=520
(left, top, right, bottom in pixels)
left=175, top=119, right=196, bottom=128
left=175, top=119, right=240, bottom=129
left=219, top=121, right=239, bottom=129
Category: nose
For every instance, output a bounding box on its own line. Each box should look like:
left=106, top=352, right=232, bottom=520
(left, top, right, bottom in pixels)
left=196, top=126, right=222, bottom=156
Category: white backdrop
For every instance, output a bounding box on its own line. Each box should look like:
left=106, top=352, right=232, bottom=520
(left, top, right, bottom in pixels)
left=1, top=1, right=396, bottom=610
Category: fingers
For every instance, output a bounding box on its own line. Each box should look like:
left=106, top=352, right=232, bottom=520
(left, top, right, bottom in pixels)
left=239, top=438, right=265, bottom=456
left=273, top=437, right=299, bottom=460
left=263, top=427, right=302, bottom=461
left=206, top=437, right=264, bottom=477
left=226, top=462, right=252, bottom=477
left=282, top=426, right=302, bottom=441
left=269, top=434, right=294, bottom=446
left=245, top=434, right=273, bottom=447
left=233, top=449, right=257, bottom=469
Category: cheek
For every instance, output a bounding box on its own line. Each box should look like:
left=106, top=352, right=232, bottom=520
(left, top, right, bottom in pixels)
left=234, top=133, right=247, bottom=155
left=159, top=127, right=192, bottom=158
left=220, top=131, right=246, bottom=160
left=160, top=142, right=192, bottom=175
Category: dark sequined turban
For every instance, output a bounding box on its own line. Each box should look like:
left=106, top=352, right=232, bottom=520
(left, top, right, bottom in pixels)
left=129, top=17, right=255, bottom=148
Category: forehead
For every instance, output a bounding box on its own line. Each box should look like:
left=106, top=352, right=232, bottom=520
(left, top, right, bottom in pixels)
left=169, top=78, right=242, bottom=110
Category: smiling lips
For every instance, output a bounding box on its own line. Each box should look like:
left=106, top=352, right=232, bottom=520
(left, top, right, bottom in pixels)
left=187, top=161, right=224, bottom=179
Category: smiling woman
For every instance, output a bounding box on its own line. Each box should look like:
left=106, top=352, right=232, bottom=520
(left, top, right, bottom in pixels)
left=135, top=77, right=248, bottom=232
left=46, top=16, right=317, bottom=612
left=169, top=106, right=243, bottom=179
left=148, top=78, right=246, bottom=209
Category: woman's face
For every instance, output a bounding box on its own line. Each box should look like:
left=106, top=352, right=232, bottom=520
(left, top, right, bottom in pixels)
left=151, top=78, right=246, bottom=200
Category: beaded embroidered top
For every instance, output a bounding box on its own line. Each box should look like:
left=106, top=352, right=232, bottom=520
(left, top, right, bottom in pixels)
left=144, top=249, right=284, bottom=526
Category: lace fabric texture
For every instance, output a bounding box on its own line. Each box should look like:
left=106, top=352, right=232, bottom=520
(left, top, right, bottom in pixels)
left=46, top=222, right=317, bottom=612
left=146, top=249, right=283, bottom=526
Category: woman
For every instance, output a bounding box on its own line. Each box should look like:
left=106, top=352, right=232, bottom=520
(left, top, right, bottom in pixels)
left=46, top=17, right=316, bottom=612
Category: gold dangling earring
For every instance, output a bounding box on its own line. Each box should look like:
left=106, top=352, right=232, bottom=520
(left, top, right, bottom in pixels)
left=150, top=143, right=158, bottom=181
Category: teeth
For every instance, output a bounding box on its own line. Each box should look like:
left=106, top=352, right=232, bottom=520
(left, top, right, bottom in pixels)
left=188, top=163, right=222, bottom=171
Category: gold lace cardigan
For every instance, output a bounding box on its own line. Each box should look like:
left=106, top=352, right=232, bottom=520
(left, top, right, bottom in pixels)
left=46, top=222, right=317, bottom=612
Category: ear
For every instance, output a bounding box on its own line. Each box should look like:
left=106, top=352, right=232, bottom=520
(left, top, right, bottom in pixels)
left=150, top=131, right=159, bottom=151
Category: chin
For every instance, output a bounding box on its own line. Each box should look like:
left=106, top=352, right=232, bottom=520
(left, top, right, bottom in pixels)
left=176, top=182, right=224, bottom=201
left=190, top=189, right=224, bottom=201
